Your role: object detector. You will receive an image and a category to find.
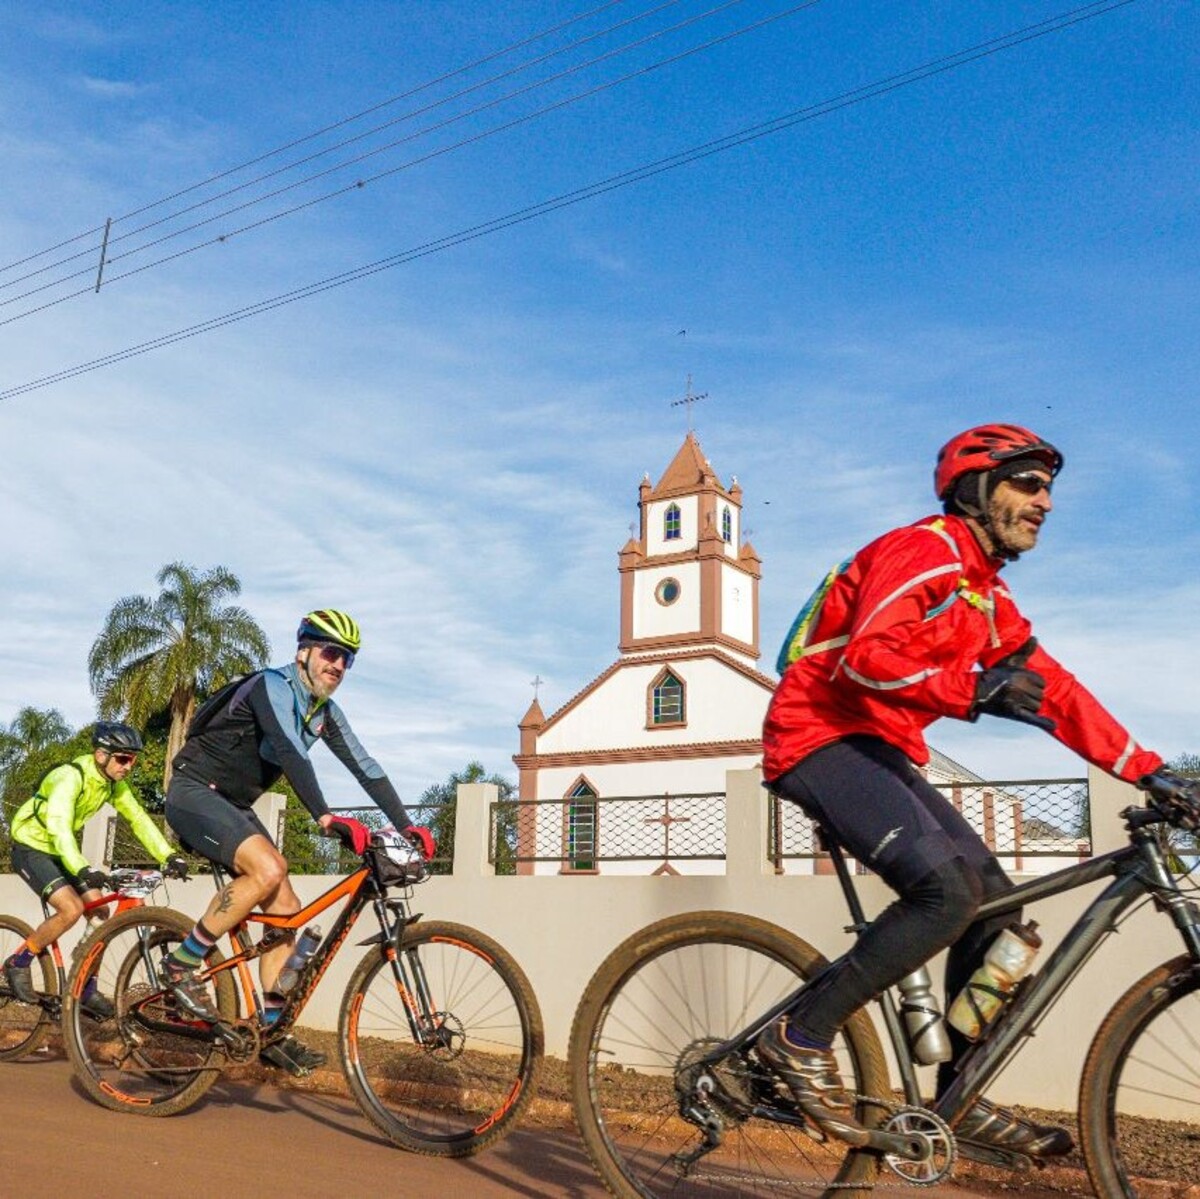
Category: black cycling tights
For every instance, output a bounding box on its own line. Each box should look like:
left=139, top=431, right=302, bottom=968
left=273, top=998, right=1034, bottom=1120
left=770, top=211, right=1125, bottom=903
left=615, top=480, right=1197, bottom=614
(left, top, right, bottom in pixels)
left=771, top=736, right=1015, bottom=1094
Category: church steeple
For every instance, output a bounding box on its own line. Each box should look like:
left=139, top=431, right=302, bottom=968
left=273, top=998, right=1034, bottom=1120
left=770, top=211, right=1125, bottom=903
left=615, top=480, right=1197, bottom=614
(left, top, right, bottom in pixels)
left=618, top=433, right=761, bottom=666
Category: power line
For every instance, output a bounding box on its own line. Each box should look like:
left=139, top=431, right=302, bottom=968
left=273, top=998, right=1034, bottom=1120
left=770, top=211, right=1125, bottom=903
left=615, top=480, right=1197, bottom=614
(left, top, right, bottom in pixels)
left=0, top=0, right=631, bottom=277
left=0, top=0, right=1141, bottom=403
left=0, top=0, right=800, bottom=326
left=0, top=0, right=692, bottom=292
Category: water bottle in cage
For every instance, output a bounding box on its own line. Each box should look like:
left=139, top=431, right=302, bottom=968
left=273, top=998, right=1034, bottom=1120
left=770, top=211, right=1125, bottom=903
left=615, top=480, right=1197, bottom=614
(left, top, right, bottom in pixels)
left=276, top=925, right=322, bottom=994
left=896, top=965, right=952, bottom=1063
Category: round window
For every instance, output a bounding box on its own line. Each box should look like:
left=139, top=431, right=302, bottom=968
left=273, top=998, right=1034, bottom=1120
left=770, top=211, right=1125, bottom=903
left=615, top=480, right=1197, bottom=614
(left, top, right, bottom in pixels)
left=655, top=578, right=681, bottom=606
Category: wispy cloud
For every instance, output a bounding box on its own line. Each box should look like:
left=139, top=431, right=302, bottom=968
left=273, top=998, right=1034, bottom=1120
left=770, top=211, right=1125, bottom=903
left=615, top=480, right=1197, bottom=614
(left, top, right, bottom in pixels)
left=78, top=76, right=151, bottom=100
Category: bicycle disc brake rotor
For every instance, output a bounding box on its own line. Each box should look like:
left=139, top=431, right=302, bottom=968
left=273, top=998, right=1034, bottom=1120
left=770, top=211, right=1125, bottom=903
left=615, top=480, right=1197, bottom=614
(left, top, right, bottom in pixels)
left=675, top=1037, right=754, bottom=1121
left=420, top=1011, right=465, bottom=1059
left=880, top=1105, right=956, bottom=1186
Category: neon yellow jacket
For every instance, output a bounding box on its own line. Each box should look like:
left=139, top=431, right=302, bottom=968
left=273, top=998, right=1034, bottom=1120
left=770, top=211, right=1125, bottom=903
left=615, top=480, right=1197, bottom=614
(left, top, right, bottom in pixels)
left=9, top=753, right=173, bottom=876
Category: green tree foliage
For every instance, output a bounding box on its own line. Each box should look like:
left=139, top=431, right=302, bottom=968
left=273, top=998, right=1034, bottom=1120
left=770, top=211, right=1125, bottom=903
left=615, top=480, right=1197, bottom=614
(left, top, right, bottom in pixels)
left=88, top=562, right=270, bottom=790
left=416, top=761, right=516, bottom=876
left=0, top=706, right=72, bottom=782
left=1169, top=752, right=1200, bottom=778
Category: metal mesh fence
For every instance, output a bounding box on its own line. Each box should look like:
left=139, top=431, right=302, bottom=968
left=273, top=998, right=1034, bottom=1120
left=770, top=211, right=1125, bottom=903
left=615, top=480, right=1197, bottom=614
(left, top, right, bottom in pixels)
left=495, top=793, right=726, bottom=868
left=769, top=778, right=1090, bottom=870
left=106, top=800, right=454, bottom=874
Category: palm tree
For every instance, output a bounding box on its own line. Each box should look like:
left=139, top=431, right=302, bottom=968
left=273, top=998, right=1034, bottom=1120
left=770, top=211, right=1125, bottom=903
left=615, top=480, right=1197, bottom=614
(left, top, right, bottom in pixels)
left=0, top=706, right=73, bottom=779
left=88, top=562, right=270, bottom=789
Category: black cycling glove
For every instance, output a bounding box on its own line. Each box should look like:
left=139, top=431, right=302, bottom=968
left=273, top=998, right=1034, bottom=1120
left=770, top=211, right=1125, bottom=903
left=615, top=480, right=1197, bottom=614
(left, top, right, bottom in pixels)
left=76, top=867, right=108, bottom=893
left=970, top=666, right=1055, bottom=731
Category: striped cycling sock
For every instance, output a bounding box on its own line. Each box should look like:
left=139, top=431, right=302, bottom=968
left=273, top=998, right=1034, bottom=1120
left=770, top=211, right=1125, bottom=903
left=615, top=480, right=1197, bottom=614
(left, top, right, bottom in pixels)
left=167, top=920, right=218, bottom=971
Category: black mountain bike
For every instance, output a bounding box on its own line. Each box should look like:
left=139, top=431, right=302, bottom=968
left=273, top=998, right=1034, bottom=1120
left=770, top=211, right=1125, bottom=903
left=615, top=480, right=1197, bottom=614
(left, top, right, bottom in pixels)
left=63, top=833, right=543, bottom=1157
left=568, top=773, right=1200, bottom=1197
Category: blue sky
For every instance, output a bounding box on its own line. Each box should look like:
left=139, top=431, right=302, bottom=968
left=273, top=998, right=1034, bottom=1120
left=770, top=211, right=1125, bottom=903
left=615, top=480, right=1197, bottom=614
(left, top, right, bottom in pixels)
left=0, top=0, right=1196, bottom=801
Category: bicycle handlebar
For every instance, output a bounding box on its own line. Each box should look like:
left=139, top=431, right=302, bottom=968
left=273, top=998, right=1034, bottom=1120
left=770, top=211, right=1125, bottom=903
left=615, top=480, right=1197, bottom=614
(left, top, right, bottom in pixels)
left=1139, top=771, right=1200, bottom=832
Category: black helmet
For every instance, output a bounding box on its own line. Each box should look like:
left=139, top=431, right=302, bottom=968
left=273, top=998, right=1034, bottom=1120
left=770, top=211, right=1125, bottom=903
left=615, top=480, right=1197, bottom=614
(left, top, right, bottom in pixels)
left=92, top=721, right=144, bottom=753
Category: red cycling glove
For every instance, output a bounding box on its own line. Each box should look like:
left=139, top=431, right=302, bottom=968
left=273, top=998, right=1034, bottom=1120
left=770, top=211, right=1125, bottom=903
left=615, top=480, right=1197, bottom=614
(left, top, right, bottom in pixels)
left=402, top=826, right=436, bottom=861
left=326, top=815, right=371, bottom=855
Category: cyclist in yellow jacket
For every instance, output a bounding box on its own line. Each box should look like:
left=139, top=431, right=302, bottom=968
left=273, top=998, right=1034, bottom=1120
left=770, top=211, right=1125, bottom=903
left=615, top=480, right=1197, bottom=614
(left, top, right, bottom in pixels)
left=3, top=722, right=188, bottom=1014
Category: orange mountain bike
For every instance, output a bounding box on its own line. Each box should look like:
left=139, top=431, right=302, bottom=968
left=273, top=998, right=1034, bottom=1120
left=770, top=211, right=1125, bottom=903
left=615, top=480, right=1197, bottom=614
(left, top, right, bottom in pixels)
left=61, top=832, right=543, bottom=1157
left=0, top=869, right=163, bottom=1060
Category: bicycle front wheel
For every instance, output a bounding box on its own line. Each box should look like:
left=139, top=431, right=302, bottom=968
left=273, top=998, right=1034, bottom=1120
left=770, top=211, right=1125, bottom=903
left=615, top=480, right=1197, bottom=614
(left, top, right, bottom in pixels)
left=0, top=915, right=57, bottom=1061
left=340, top=920, right=543, bottom=1157
left=63, top=906, right=238, bottom=1115
left=569, top=911, right=891, bottom=1199
left=1079, top=954, right=1200, bottom=1198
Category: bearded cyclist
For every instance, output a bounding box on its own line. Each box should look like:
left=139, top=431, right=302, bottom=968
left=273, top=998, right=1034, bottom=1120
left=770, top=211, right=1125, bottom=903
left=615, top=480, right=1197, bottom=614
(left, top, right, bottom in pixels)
left=4, top=722, right=188, bottom=1015
left=162, top=609, right=434, bottom=1075
left=757, top=424, right=1167, bottom=1157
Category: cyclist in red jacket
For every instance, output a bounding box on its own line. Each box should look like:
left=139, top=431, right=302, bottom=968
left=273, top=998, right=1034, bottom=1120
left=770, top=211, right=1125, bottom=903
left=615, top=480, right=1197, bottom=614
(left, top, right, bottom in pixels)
left=757, top=424, right=1164, bottom=1157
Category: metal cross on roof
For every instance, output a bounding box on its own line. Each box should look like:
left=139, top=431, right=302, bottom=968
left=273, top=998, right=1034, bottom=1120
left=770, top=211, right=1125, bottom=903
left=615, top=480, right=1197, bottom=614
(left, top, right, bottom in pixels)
left=670, top=374, right=708, bottom=432
left=530, top=674, right=544, bottom=700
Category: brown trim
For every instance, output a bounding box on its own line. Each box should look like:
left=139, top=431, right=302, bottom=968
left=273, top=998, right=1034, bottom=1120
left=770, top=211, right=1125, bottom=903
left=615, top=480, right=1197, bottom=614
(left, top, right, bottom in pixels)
left=515, top=738, right=763, bottom=769
left=645, top=664, right=687, bottom=730
left=619, top=628, right=760, bottom=658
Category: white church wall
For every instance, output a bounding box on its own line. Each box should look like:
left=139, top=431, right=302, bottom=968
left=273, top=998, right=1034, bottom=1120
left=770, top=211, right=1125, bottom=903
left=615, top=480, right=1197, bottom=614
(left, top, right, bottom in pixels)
left=632, top=561, right=701, bottom=637
left=536, top=657, right=768, bottom=753
left=645, top=494, right=698, bottom=555
left=721, top=565, right=754, bottom=644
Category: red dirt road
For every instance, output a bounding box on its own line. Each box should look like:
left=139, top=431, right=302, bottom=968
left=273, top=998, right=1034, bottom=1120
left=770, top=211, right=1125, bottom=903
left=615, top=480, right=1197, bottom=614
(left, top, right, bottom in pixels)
left=0, top=1056, right=1086, bottom=1198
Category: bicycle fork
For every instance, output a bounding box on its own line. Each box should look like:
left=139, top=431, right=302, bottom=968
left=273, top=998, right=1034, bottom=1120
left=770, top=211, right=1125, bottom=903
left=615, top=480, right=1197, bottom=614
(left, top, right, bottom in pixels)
left=373, top=896, right=459, bottom=1054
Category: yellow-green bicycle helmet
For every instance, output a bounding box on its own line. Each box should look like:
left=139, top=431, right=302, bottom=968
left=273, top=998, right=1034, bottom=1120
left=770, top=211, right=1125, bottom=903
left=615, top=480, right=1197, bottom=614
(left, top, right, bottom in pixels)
left=297, top=609, right=362, bottom=654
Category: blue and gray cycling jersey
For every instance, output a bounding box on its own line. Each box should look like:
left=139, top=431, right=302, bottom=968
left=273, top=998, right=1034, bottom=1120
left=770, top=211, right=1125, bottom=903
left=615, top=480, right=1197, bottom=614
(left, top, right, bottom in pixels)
left=172, top=663, right=411, bottom=831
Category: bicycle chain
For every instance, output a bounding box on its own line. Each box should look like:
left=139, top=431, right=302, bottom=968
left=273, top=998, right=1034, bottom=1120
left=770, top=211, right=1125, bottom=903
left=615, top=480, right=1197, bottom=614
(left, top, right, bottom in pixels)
left=686, top=1090, right=958, bottom=1193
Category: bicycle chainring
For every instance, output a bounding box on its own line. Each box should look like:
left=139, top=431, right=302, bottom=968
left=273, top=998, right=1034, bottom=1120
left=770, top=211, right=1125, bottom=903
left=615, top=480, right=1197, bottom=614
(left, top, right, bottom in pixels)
left=879, top=1104, right=956, bottom=1186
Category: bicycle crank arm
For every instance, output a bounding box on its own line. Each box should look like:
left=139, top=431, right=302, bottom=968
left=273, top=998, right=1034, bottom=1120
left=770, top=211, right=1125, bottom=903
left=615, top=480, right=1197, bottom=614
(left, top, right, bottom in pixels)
left=956, top=1140, right=1034, bottom=1172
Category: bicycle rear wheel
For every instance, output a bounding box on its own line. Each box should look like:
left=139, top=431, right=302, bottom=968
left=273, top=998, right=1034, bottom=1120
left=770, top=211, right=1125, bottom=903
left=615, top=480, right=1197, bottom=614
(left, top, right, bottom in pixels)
left=339, top=920, right=543, bottom=1157
left=63, top=906, right=237, bottom=1115
left=1079, top=954, right=1200, bottom=1198
left=569, top=911, right=891, bottom=1199
left=0, top=915, right=57, bottom=1061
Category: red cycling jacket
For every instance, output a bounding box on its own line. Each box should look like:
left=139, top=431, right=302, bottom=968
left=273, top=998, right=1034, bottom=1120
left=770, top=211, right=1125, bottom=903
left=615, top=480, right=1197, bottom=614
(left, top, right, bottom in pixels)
left=763, top=513, right=1162, bottom=784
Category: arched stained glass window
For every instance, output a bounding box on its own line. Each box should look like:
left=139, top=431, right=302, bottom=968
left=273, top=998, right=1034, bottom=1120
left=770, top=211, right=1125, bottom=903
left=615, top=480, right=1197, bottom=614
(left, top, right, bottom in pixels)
left=567, top=779, right=598, bottom=872
left=664, top=504, right=681, bottom=541
left=722, top=506, right=733, bottom=543
left=652, top=671, right=685, bottom=725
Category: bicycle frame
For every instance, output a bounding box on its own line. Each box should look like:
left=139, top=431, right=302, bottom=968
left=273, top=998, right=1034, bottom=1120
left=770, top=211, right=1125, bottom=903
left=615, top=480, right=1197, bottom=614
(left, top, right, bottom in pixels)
left=696, top=805, right=1200, bottom=1133
left=23, top=872, right=161, bottom=1018
left=188, top=860, right=440, bottom=1048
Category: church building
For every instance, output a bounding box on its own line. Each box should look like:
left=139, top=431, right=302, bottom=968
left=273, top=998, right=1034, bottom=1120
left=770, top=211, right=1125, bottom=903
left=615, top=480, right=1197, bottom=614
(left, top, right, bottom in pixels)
left=513, top=432, right=774, bottom=874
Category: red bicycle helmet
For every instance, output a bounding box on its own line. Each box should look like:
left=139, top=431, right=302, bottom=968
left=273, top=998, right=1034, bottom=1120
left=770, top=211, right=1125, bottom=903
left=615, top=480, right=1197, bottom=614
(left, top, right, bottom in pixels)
left=935, top=424, right=1063, bottom=500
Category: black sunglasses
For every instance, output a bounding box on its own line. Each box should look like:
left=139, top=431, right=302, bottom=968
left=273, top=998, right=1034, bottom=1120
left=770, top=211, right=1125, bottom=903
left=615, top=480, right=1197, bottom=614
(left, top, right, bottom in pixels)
left=1004, top=472, right=1053, bottom=497
left=314, top=643, right=355, bottom=669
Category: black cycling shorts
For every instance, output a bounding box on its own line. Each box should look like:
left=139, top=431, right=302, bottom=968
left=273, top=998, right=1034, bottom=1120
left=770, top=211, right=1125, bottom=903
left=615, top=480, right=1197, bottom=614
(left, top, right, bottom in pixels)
left=165, top=773, right=271, bottom=873
left=10, top=842, right=86, bottom=902
left=771, top=735, right=1000, bottom=895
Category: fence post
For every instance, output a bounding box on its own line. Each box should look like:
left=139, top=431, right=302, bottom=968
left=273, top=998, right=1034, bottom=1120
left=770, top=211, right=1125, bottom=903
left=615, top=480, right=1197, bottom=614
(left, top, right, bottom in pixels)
left=83, top=815, right=110, bottom=869
left=253, top=792, right=287, bottom=849
left=1086, top=763, right=1141, bottom=856
left=725, top=767, right=770, bottom=878
left=455, top=783, right=498, bottom=876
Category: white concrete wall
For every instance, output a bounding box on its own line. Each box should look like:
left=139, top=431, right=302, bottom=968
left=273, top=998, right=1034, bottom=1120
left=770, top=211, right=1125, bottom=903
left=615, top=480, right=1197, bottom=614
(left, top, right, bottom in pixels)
left=720, top=562, right=754, bottom=644
left=3, top=767, right=1186, bottom=1113
left=631, top=561, right=700, bottom=638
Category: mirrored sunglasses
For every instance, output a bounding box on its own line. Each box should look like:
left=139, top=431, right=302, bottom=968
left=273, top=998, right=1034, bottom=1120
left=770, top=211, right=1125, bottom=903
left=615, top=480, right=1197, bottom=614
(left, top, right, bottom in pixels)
left=1005, top=472, right=1053, bottom=497
left=316, top=643, right=355, bottom=669
left=110, top=752, right=138, bottom=766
